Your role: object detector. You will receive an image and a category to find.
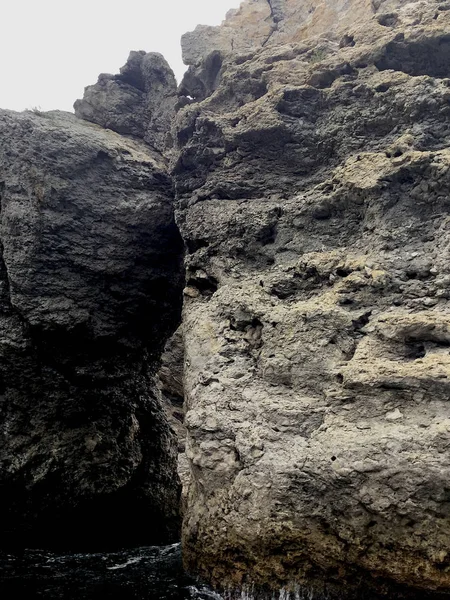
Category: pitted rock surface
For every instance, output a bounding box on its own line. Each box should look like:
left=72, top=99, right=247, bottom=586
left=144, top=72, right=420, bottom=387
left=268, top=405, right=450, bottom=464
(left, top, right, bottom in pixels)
left=174, top=0, right=450, bottom=597
left=0, top=109, right=183, bottom=549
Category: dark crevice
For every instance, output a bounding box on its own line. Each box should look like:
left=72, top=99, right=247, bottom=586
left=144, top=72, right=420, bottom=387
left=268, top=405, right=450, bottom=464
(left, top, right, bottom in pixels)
left=404, top=342, right=426, bottom=360
left=186, top=272, right=219, bottom=296
left=186, top=238, right=210, bottom=254
left=267, top=0, right=285, bottom=23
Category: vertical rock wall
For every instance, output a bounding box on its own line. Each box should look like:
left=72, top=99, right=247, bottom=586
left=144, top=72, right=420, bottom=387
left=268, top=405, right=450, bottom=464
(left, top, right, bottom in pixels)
left=0, top=109, right=184, bottom=549
left=174, top=0, right=450, bottom=596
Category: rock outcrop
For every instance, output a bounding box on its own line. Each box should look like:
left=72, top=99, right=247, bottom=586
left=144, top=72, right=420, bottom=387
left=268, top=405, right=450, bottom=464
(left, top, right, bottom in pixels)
left=0, top=109, right=183, bottom=549
left=2, top=0, right=450, bottom=596
left=174, top=0, right=450, bottom=597
left=74, top=51, right=177, bottom=153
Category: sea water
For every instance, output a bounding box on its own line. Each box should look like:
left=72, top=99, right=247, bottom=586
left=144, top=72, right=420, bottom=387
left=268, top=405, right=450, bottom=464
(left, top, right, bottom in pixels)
left=0, top=544, right=324, bottom=600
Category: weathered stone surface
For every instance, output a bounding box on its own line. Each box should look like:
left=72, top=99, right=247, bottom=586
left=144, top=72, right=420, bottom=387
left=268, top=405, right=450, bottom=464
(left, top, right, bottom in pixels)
left=179, top=0, right=449, bottom=100
left=74, top=51, right=177, bottom=152
left=157, top=326, right=186, bottom=452
left=155, top=327, right=190, bottom=511
left=175, top=0, right=450, bottom=597
left=0, top=109, right=184, bottom=549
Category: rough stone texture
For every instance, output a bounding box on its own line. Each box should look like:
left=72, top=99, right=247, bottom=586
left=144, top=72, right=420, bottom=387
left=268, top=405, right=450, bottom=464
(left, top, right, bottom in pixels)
left=157, top=326, right=186, bottom=452
left=74, top=51, right=177, bottom=153
left=180, top=0, right=450, bottom=100
left=155, top=328, right=190, bottom=512
left=175, top=0, right=450, bottom=597
left=0, top=109, right=184, bottom=549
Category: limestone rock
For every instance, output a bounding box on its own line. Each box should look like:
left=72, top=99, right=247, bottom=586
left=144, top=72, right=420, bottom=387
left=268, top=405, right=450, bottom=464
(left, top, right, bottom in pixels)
left=175, top=0, right=450, bottom=597
left=74, top=51, right=177, bottom=152
left=0, top=109, right=184, bottom=549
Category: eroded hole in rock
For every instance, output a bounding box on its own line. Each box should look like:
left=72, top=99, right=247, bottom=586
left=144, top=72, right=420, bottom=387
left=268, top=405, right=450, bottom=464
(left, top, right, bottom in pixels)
left=405, top=341, right=426, bottom=360
left=377, top=13, right=399, bottom=27
left=186, top=271, right=219, bottom=296
left=352, top=312, right=371, bottom=330
left=339, top=297, right=354, bottom=306
left=277, top=87, right=325, bottom=119
left=204, top=51, right=223, bottom=90
left=375, top=35, right=450, bottom=78
left=386, top=149, right=403, bottom=158
left=258, top=223, right=278, bottom=245
left=243, top=318, right=264, bottom=347
left=395, top=171, right=415, bottom=185
left=340, top=34, right=356, bottom=48
left=186, top=238, right=210, bottom=254
left=308, top=64, right=357, bottom=90
left=271, top=280, right=300, bottom=299
left=180, top=51, right=225, bottom=101
left=96, top=150, right=112, bottom=162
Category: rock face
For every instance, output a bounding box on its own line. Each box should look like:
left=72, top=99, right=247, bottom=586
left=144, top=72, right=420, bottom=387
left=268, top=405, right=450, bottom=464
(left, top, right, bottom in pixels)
left=74, top=51, right=177, bottom=153
left=2, top=0, right=450, bottom=595
left=174, top=0, right=450, bottom=597
left=0, top=109, right=183, bottom=549
left=155, top=327, right=191, bottom=511
left=157, top=327, right=186, bottom=453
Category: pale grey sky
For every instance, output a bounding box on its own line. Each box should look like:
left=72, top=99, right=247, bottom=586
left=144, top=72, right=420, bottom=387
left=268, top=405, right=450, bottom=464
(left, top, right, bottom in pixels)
left=0, top=0, right=241, bottom=112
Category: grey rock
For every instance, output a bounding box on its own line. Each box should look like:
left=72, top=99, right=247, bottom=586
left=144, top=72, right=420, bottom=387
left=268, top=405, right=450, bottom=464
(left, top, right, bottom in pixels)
left=174, top=0, right=450, bottom=597
left=155, top=327, right=190, bottom=511
left=74, top=51, right=177, bottom=153
left=157, top=326, right=186, bottom=452
left=0, top=109, right=184, bottom=549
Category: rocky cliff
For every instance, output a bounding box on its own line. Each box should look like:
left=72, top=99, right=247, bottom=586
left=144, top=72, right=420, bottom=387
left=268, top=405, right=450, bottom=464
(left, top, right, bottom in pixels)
left=1, top=0, right=450, bottom=597
left=175, top=0, right=450, bottom=597
left=0, top=109, right=183, bottom=548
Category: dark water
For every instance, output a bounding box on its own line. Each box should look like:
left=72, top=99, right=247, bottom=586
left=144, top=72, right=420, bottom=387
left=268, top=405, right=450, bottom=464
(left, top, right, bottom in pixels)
left=0, top=543, right=222, bottom=600
left=1, top=544, right=443, bottom=600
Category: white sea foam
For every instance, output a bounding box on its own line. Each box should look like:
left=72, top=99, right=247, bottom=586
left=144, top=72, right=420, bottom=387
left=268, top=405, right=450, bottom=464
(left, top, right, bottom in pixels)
left=107, top=556, right=144, bottom=570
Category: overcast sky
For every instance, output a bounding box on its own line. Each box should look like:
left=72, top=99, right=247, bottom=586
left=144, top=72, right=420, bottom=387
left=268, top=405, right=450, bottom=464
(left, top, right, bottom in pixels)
left=0, top=0, right=241, bottom=112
